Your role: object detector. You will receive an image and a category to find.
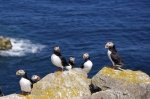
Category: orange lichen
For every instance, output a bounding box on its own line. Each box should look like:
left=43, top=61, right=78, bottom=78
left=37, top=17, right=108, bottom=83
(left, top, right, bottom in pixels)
left=100, top=67, right=150, bottom=84
left=26, top=69, right=90, bottom=99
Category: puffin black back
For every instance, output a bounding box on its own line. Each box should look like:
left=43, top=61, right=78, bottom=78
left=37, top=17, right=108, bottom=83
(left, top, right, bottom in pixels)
left=0, top=88, right=4, bottom=96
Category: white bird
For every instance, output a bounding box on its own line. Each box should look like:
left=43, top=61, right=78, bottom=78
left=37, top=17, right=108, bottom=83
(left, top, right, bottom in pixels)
left=65, top=57, right=75, bottom=70
left=31, top=75, right=41, bottom=84
left=16, top=69, right=32, bottom=95
left=51, top=46, right=68, bottom=71
left=105, top=42, right=124, bottom=69
left=81, top=53, right=93, bottom=73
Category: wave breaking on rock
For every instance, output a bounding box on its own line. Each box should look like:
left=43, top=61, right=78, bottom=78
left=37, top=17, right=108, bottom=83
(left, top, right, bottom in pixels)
left=0, top=37, right=46, bottom=57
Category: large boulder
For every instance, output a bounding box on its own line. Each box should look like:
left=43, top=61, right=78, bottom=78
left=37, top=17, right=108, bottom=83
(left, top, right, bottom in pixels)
left=1, top=67, right=150, bottom=99
left=0, top=36, right=12, bottom=50
left=91, top=67, right=150, bottom=99
left=29, top=68, right=91, bottom=99
left=0, top=94, right=25, bottom=99
left=1, top=68, right=91, bottom=99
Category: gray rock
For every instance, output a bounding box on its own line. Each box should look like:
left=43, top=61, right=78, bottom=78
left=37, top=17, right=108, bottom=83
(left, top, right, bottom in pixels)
left=91, top=89, right=134, bottom=99
left=1, top=68, right=91, bottom=99
left=91, top=67, right=150, bottom=99
left=0, top=94, right=25, bottom=99
left=29, top=68, right=91, bottom=99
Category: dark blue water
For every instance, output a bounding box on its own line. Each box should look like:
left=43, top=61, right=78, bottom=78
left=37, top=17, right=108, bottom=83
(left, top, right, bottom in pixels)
left=0, top=0, right=150, bottom=95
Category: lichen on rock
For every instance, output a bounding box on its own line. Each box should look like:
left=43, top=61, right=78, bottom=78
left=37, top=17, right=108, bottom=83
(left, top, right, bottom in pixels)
left=92, top=67, right=150, bottom=99
left=1, top=66, right=150, bottom=99
left=0, top=94, right=26, bottom=99
left=28, top=68, right=91, bottom=99
left=99, top=67, right=150, bottom=84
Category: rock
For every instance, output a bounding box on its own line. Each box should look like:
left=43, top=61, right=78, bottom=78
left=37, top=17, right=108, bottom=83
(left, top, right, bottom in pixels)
left=91, top=89, right=133, bottom=99
left=28, top=68, right=91, bottom=99
left=0, top=94, right=25, bottom=99
left=92, top=67, right=150, bottom=99
left=0, top=36, right=12, bottom=50
left=2, top=67, right=150, bottom=99
left=1, top=68, right=91, bottom=99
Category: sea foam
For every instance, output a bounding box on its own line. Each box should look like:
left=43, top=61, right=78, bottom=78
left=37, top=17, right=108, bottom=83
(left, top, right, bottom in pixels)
left=0, top=38, right=46, bottom=57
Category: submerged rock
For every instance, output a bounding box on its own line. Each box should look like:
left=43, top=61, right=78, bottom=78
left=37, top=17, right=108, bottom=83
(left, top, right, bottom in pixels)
left=91, top=67, right=150, bottom=99
left=0, top=36, right=12, bottom=50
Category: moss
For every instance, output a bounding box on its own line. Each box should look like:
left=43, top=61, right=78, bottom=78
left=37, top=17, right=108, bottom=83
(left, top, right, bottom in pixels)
left=100, top=67, right=150, bottom=84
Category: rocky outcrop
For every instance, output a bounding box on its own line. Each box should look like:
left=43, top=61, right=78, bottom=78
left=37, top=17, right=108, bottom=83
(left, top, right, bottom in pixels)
left=0, top=94, right=25, bottom=99
left=1, top=67, right=150, bottom=99
left=29, top=68, right=91, bottom=99
left=91, top=67, right=150, bottom=99
left=0, top=68, right=91, bottom=99
left=0, top=36, right=12, bottom=50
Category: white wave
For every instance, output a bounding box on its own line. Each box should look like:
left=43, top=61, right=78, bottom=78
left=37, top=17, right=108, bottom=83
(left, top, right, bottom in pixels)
left=0, top=38, right=46, bottom=57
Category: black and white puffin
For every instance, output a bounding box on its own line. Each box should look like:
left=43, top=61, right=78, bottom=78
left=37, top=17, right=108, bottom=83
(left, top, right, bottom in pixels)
left=51, top=46, right=68, bottom=71
left=31, top=75, right=41, bottom=84
left=105, top=42, right=124, bottom=69
left=16, top=70, right=33, bottom=95
left=65, top=57, right=75, bottom=70
left=0, top=87, right=4, bottom=96
left=81, top=53, right=93, bottom=73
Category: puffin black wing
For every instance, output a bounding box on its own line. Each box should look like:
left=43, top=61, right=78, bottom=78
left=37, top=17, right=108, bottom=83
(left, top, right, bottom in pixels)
left=111, top=52, right=124, bottom=65
left=60, top=57, right=68, bottom=66
left=0, top=88, right=4, bottom=96
left=81, top=63, right=84, bottom=69
left=29, top=78, right=34, bottom=88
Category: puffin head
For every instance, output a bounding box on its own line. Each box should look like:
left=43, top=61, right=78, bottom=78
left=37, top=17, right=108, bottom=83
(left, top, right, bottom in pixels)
left=16, top=69, right=26, bottom=77
left=53, top=46, right=61, bottom=53
left=83, top=53, right=90, bottom=60
left=69, top=57, right=75, bottom=64
left=105, top=42, right=114, bottom=49
left=31, top=75, right=41, bottom=82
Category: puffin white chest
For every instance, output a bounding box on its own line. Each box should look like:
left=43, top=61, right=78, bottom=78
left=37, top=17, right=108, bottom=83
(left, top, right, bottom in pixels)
left=51, top=54, right=63, bottom=68
left=107, top=50, right=114, bottom=65
left=83, top=60, right=93, bottom=73
left=66, top=64, right=72, bottom=70
left=19, top=77, right=32, bottom=92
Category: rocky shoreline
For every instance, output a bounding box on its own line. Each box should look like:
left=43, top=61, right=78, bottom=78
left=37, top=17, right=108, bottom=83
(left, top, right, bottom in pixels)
left=0, top=67, right=150, bottom=99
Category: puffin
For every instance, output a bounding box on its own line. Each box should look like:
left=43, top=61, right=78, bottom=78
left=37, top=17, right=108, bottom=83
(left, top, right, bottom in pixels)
left=105, top=42, right=124, bottom=69
left=65, top=57, right=75, bottom=70
left=81, top=53, right=93, bottom=73
left=51, top=46, right=68, bottom=71
left=0, top=87, right=4, bottom=96
left=16, top=69, right=33, bottom=95
left=31, top=75, right=41, bottom=84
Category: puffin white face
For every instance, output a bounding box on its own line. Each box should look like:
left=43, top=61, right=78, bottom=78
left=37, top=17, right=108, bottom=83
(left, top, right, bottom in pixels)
left=31, top=75, right=41, bottom=81
left=16, top=69, right=26, bottom=76
left=105, top=42, right=114, bottom=49
left=54, top=46, right=60, bottom=52
left=69, top=57, right=75, bottom=63
left=83, top=53, right=89, bottom=60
